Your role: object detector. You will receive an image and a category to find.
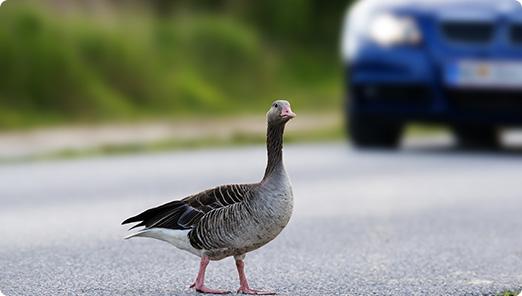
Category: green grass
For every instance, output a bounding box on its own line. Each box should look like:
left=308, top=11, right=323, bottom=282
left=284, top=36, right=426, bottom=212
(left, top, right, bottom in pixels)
left=0, top=1, right=342, bottom=130
left=497, top=291, right=520, bottom=296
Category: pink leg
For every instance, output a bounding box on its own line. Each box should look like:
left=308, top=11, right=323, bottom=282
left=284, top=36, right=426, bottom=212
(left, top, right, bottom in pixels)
left=190, top=256, right=230, bottom=294
left=235, top=259, right=276, bottom=295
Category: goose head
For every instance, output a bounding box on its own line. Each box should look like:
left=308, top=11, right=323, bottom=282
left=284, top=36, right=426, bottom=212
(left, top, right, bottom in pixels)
left=267, top=100, right=296, bottom=126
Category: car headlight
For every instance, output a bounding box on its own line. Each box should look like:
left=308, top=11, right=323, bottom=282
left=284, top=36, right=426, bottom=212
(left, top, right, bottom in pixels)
left=369, top=13, right=421, bottom=47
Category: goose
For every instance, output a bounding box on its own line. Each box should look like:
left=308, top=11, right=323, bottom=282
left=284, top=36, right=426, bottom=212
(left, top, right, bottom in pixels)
left=122, top=100, right=296, bottom=295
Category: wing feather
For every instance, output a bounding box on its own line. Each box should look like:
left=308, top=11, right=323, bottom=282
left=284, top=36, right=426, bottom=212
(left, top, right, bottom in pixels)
left=122, top=184, right=253, bottom=231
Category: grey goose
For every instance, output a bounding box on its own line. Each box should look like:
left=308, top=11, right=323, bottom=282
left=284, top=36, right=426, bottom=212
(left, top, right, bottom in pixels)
left=122, top=100, right=296, bottom=295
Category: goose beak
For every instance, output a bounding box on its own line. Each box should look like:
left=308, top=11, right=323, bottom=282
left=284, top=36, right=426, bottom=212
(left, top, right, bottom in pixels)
left=281, top=106, right=296, bottom=120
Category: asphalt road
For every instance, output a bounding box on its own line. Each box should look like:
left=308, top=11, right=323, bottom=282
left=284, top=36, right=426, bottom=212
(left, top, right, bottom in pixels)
left=1, top=142, right=522, bottom=296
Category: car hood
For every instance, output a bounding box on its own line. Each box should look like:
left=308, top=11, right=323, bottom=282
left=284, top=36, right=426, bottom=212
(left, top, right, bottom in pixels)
left=355, top=0, right=522, bottom=19
left=368, top=0, right=520, bottom=10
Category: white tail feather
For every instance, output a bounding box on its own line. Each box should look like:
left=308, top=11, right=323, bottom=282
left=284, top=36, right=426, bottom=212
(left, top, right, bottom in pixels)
left=124, top=230, right=150, bottom=240
left=124, top=228, right=201, bottom=257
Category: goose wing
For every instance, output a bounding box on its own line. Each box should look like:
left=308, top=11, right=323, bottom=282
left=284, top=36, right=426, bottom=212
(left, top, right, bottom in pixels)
left=121, top=184, right=253, bottom=230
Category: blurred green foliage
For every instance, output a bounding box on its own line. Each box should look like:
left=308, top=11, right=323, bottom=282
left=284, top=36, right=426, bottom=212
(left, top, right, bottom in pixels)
left=0, top=0, right=351, bottom=129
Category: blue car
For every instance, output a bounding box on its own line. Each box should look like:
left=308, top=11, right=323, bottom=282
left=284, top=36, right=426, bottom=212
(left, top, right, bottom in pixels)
left=342, top=0, right=522, bottom=148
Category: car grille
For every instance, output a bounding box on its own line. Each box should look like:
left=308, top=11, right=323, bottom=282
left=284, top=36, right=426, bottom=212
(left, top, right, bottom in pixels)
left=510, top=24, right=522, bottom=44
left=441, top=21, right=495, bottom=44
left=353, top=84, right=431, bottom=107
left=447, top=89, right=522, bottom=114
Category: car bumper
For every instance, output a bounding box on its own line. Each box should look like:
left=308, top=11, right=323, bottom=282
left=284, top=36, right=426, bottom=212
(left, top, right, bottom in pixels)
left=348, top=47, right=522, bottom=125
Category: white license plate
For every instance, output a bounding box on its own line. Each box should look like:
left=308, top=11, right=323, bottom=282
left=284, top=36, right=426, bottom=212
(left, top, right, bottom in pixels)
left=445, top=60, right=522, bottom=89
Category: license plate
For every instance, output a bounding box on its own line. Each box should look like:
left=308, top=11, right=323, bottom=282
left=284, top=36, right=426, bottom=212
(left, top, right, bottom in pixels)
left=445, top=60, right=522, bottom=89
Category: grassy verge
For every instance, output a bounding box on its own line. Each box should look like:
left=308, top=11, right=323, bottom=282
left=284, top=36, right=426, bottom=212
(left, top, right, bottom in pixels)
left=0, top=117, right=456, bottom=164
left=6, top=125, right=344, bottom=163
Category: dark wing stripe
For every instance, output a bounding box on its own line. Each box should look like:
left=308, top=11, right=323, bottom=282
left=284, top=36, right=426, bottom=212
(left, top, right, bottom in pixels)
left=183, top=213, right=204, bottom=228
left=122, top=200, right=183, bottom=225
left=221, top=188, right=233, bottom=204
left=228, top=187, right=241, bottom=203
left=148, top=207, right=185, bottom=228
left=223, top=189, right=232, bottom=203
left=229, top=187, right=239, bottom=202
left=235, top=185, right=245, bottom=198
left=155, top=213, right=181, bottom=229
left=194, top=198, right=205, bottom=208
left=122, top=201, right=201, bottom=230
left=178, top=208, right=204, bottom=228
left=215, top=187, right=222, bottom=203
left=229, top=185, right=238, bottom=198
left=217, top=186, right=228, bottom=205
left=214, top=198, right=225, bottom=207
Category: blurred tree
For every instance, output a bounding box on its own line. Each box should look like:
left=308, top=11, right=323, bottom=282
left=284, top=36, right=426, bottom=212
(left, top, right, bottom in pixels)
left=225, top=0, right=352, bottom=50
left=148, top=0, right=176, bottom=16
left=116, top=0, right=354, bottom=49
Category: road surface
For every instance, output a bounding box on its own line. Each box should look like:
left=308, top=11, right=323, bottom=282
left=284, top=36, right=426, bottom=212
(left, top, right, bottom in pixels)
left=1, top=143, right=522, bottom=295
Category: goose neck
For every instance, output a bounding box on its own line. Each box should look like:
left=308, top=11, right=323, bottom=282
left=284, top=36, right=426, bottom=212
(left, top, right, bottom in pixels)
left=263, top=123, right=285, bottom=179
